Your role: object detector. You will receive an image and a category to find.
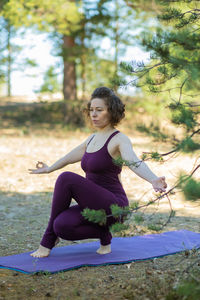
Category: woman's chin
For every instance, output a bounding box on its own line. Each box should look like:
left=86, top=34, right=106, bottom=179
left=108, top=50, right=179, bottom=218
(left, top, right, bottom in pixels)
left=92, top=122, right=100, bottom=128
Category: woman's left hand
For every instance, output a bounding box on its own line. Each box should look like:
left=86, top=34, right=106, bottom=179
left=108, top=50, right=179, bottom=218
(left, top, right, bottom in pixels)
left=151, top=176, right=167, bottom=193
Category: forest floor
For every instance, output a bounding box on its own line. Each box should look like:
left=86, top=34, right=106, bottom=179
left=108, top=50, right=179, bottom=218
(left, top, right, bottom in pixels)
left=0, top=99, right=199, bottom=300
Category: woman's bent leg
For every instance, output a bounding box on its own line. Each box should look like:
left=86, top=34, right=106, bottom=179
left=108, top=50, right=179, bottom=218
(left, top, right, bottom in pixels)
left=53, top=205, right=112, bottom=245
left=40, top=171, right=128, bottom=249
left=40, top=172, right=75, bottom=249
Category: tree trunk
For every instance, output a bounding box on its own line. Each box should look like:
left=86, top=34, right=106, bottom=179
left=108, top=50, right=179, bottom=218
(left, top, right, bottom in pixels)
left=113, top=0, right=119, bottom=91
left=7, top=22, right=11, bottom=97
left=80, top=27, right=87, bottom=100
left=62, top=35, right=77, bottom=101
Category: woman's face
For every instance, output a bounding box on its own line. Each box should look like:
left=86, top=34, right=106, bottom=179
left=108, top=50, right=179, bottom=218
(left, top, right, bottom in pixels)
left=89, top=98, right=111, bottom=129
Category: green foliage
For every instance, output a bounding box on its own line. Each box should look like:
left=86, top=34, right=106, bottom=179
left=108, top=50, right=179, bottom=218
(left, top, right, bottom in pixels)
left=170, top=105, right=196, bottom=130
left=141, top=153, right=148, bottom=160
left=1, top=0, right=81, bottom=34
left=129, top=201, right=139, bottom=210
left=110, top=76, right=127, bottom=88
left=78, top=56, right=116, bottom=93
left=159, top=3, right=199, bottom=29
left=120, top=1, right=200, bottom=217
left=147, top=224, right=162, bottom=231
left=0, top=101, right=65, bottom=126
left=159, top=7, right=182, bottom=22
left=180, top=177, right=200, bottom=201
left=109, top=222, right=129, bottom=233
left=33, top=270, right=52, bottom=276
left=177, top=137, right=200, bottom=153
left=112, top=157, right=129, bottom=167
left=35, top=66, right=61, bottom=93
left=112, top=156, right=142, bottom=168
left=133, top=214, right=144, bottom=224
left=166, top=278, right=200, bottom=300
left=81, top=208, right=107, bottom=226
left=119, top=61, right=134, bottom=74
left=0, top=16, right=38, bottom=95
left=81, top=204, right=130, bottom=228
left=151, top=152, right=164, bottom=161
left=110, top=204, right=130, bottom=219
left=176, top=279, right=200, bottom=300
left=1, top=0, right=140, bottom=99
left=129, top=0, right=200, bottom=114
left=136, top=122, right=168, bottom=142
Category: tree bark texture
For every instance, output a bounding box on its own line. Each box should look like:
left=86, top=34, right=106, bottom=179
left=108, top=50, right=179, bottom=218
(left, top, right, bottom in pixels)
left=62, top=35, right=77, bottom=101
left=7, top=22, right=11, bottom=97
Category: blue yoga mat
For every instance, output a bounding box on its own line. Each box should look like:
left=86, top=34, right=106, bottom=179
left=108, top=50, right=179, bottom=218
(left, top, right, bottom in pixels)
left=0, top=230, right=199, bottom=274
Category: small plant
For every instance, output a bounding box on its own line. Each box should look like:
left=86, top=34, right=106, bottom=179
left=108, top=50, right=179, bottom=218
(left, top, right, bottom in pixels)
left=147, top=224, right=162, bottom=231
left=166, top=277, right=200, bottom=300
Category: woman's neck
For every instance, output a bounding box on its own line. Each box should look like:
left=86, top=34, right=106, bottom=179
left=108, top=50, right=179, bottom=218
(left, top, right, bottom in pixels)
left=95, top=125, right=115, bottom=135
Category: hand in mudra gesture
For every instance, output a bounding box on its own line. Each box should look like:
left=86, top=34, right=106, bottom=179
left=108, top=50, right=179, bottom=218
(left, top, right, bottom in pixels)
left=29, top=161, right=49, bottom=174
left=151, top=176, right=167, bottom=193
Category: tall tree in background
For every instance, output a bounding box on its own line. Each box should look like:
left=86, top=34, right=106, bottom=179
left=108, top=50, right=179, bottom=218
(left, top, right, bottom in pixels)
left=1, top=0, right=147, bottom=100
left=0, top=0, right=116, bottom=119
left=76, top=0, right=139, bottom=93
left=110, top=0, right=137, bottom=88
left=0, top=17, right=13, bottom=96
left=0, top=16, right=37, bottom=97
left=75, top=0, right=114, bottom=97
left=0, top=0, right=81, bottom=102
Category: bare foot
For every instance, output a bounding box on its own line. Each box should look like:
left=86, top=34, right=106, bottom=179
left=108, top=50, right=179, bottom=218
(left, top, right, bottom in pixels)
left=96, top=244, right=111, bottom=255
left=30, top=237, right=60, bottom=258
left=30, top=245, right=51, bottom=258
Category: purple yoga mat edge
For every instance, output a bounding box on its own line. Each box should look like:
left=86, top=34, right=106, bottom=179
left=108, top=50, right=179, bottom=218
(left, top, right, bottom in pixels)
left=1, top=248, right=199, bottom=275
left=1, top=230, right=200, bottom=274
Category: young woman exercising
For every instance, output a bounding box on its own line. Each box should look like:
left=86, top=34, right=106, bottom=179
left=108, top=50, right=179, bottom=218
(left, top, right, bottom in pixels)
left=29, top=87, right=167, bottom=258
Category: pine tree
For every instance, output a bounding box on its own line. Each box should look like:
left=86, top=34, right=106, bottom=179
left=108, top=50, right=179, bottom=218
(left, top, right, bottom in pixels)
left=119, top=0, right=200, bottom=201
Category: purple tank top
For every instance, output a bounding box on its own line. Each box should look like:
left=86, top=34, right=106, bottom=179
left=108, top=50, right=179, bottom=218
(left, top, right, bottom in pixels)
left=81, top=131, right=127, bottom=197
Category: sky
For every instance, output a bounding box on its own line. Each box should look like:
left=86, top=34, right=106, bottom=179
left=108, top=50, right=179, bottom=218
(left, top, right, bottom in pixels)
left=2, top=29, right=150, bottom=97
left=10, top=31, right=62, bottom=97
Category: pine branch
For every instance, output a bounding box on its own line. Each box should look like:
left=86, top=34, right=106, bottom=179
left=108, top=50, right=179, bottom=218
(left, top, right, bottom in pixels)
left=178, top=77, right=188, bottom=104
left=180, top=9, right=200, bottom=18
left=190, top=128, right=200, bottom=138
left=142, top=126, right=200, bottom=159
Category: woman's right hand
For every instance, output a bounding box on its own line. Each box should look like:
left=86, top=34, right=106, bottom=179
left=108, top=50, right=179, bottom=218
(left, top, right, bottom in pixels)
left=28, top=161, right=50, bottom=174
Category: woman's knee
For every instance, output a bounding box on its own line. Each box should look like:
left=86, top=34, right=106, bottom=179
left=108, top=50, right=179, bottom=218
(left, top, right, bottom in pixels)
left=53, top=215, right=75, bottom=238
left=56, top=171, right=79, bottom=185
left=53, top=215, right=68, bottom=236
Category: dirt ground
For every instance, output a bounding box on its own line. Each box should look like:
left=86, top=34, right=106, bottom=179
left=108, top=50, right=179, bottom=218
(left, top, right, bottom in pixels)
left=0, top=123, right=200, bottom=300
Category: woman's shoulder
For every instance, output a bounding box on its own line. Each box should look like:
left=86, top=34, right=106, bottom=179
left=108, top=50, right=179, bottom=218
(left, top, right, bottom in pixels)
left=116, top=131, right=132, bottom=144
left=85, top=133, right=95, bottom=144
left=109, top=131, right=132, bottom=149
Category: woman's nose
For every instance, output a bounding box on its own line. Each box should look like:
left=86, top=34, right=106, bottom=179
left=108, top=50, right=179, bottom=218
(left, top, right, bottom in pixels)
left=92, top=110, right=97, bottom=116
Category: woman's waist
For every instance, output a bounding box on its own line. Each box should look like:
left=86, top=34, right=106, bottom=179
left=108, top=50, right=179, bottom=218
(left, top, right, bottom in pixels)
left=86, top=172, right=127, bottom=196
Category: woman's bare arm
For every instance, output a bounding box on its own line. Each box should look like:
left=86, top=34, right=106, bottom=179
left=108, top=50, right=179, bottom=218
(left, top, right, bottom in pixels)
left=47, top=141, right=87, bottom=173
left=29, top=136, right=92, bottom=174
left=118, top=134, right=167, bottom=192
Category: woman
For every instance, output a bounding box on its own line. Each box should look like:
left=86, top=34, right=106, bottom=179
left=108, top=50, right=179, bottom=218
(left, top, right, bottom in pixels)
left=29, top=87, right=167, bottom=258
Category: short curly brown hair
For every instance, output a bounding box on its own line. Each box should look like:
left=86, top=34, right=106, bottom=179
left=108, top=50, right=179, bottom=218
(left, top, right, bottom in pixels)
left=85, top=87, right=125, bottom=127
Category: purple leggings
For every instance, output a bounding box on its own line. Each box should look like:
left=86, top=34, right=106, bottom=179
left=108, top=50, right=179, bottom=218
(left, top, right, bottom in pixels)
left=40, top=172, right=127, bottom=249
